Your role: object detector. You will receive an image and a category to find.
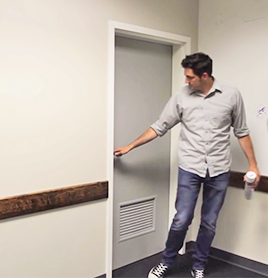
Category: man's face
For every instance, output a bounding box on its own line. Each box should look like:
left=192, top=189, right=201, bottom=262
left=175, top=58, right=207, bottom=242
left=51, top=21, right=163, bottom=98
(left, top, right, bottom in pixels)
left=184, top=68, right=203, bottom=91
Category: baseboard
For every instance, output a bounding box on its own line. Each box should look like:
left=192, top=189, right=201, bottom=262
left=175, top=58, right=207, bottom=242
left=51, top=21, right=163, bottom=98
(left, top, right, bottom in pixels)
left=186, top=241, right=268, bottom=277
left=95, top=275, right=106, bottom=278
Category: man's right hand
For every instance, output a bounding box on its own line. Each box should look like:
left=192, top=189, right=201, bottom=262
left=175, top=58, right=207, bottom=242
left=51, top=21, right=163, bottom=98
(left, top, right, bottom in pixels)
left=113, top=128, right=158, bottom=157
left=114, top=145, right=132, bottom=157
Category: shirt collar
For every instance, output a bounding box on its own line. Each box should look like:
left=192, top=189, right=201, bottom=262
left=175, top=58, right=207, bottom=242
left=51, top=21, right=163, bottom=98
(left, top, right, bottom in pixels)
left=208, top=78, right=222, bottom=94
left=189, top=77, right=222, bottom=95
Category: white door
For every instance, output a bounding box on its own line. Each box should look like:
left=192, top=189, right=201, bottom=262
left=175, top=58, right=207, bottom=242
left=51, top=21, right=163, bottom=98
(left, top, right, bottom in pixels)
left=113, top=36, right=172, bottom=269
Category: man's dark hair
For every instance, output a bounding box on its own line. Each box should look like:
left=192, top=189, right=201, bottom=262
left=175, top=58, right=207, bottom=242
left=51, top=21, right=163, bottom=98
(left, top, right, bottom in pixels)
left=181, top=52, right=213, bottom=78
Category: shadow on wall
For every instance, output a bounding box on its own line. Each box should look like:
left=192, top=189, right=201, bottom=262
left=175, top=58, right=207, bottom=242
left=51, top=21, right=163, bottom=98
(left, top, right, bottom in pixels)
left=255, top=194, right=268, bottom=245
left=215, top=188, right=245, bottom=250
left=214, top=187, right=268, bottom=256
left=114, top=157, right=170, bottom=184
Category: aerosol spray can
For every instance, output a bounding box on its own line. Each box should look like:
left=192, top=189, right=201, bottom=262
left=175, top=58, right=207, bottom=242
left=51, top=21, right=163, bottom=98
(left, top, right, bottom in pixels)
left=244, top=171, right=257, bottom=200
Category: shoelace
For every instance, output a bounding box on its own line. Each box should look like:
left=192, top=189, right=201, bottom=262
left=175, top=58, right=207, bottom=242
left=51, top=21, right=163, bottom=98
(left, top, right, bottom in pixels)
left=152, top=263, right=168, bottom=277
left=195, top=269, right=204, bottom=278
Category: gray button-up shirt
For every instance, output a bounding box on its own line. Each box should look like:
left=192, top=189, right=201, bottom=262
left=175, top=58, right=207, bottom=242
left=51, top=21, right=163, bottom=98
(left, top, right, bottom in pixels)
left=151, top=79, right=250, bottom=177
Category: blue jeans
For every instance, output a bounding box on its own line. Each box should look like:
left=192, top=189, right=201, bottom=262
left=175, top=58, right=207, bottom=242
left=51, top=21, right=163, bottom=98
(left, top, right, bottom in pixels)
left=162, top=168, right=230, bottom=270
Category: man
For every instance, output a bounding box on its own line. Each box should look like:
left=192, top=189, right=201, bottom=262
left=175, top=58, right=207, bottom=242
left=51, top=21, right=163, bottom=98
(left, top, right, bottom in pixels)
left=114, top=53, right=260, bottom=278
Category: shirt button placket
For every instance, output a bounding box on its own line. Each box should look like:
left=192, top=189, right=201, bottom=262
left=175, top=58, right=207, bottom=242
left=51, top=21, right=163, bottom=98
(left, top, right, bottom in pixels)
left=203, top=101, right=210, bottom=173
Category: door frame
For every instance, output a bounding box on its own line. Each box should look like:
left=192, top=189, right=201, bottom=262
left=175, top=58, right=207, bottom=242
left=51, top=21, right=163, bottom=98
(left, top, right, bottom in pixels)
left=107, top=21, right=191, bottom=278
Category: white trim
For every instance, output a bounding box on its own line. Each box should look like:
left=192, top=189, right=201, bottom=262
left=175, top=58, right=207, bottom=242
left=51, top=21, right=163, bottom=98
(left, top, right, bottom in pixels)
left=170, top=42, right=191, bottom=256
left=107, top=21, right=191, bottom=278
left=113, top=21, right=190, bottom=45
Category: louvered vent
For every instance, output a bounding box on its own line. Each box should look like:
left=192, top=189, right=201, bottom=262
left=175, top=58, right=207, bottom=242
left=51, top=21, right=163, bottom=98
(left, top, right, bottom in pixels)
left=119, top=196, right=156, bottom=242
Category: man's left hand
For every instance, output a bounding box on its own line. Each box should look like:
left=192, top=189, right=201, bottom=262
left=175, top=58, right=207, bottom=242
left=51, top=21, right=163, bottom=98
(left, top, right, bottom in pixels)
left=244, top=167, right=261, bottom=188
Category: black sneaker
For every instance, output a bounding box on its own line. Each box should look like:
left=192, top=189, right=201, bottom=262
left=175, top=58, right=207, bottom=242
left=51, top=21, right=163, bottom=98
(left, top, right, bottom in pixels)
left=191, top=269, right=204, bottom=278
left=148, top=262, right=169, bottom=278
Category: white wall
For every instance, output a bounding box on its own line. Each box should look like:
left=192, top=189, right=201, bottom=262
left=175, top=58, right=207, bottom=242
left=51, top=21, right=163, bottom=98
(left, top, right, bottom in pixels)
left=190, top=0, right=268, bottom=265
left=0, top=1, right=198, bottom=277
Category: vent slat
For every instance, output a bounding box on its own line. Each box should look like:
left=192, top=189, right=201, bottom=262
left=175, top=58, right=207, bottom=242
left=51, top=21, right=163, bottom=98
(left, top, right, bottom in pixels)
left=119, top=197, right=155, bottom=241
left=120, top=221, right=153, bottom=232
left=121, top=204, right=153, bottom=213
left=120, top=223, right=153, bottom=235
left=120, top=207, right=153, bottom=215
left=120, top=229, right=153, bottom=239
left=120, top=217, right=153, bottom=228
left=120, top=213, right=153, bottom=223
left=121, top=200, right=154, bottom=210
left=120, top=209, right=154, bottom=220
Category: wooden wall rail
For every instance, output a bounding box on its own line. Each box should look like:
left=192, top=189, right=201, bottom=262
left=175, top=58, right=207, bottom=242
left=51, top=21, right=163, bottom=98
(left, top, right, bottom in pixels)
left=0, top=181, right=108, bottom=221
left=230, top=171, right=268, bottom=193
left=0, top=172, right=265, bottom=221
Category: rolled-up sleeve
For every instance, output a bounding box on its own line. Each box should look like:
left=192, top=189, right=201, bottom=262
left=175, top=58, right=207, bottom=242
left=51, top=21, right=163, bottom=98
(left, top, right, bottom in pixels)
left=231, top=90, right=250, bottom=138
left=151, top=93, right=182, bottom=137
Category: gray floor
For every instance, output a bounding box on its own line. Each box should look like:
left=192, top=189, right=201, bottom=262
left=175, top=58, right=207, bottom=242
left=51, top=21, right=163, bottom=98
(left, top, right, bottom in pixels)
left=112, top=252, right=267, bottom=278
